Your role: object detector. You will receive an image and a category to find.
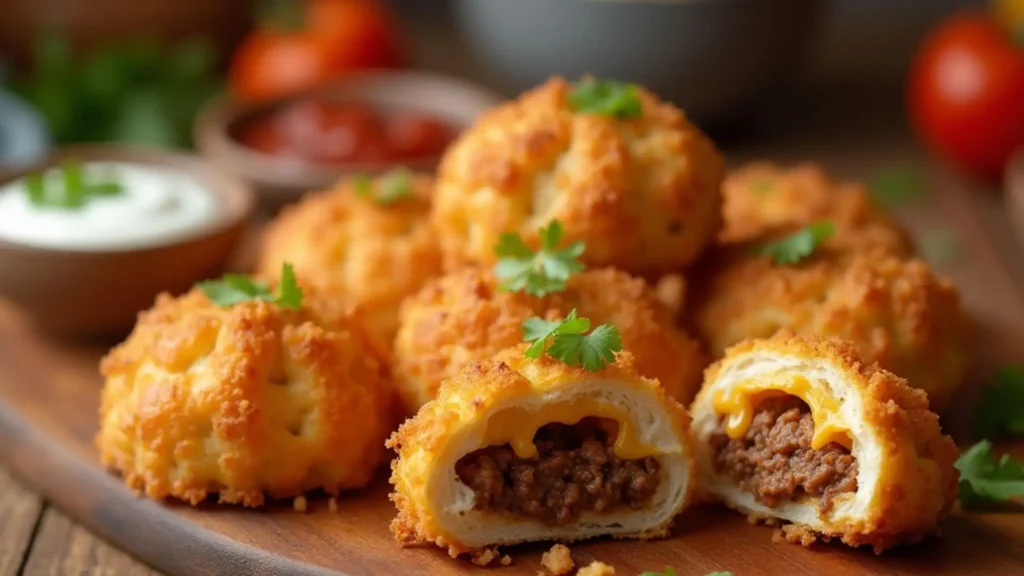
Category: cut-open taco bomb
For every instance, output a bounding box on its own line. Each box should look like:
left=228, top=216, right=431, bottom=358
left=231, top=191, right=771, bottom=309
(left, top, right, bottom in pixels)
left=690, top=333, right=959, bottom=553
left=387, top=347, right=695, bottom=558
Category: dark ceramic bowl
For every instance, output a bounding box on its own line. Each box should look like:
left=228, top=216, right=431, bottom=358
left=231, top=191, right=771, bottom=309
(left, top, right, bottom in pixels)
left=0, top=145, right=254, bottom=336
left=453, top=0, right=821, bottom=126
left=194, top=70, right=505, bottom=206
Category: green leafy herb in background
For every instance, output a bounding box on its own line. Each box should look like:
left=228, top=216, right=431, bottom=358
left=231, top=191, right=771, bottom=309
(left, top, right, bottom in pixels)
left=955, top=440, right=1024, bottom=505
left=351, top=169, right=413, bottom=205
left=197, top=263, right=303, bottom=310
left=870, top=165, right=925, bottom=208
left=494, top=220, right=585, bottom=297
left=11, top=29, right=221, bottom=148
left=754, top=221, right=834, bottom=265
left=568, top=78, right=642, bottom=118
left=23, top=159, right=123, bottom=209
left=522, top=309, right=622, bottom=372
left=975, top=366, right=1024, bottom=439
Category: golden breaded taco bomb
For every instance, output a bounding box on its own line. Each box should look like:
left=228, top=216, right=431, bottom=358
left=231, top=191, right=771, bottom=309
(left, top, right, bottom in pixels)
left=690, top=333, right=959, bottom=553
left=432, top=76, right=724, bottom=274
left=98, top=263, right=394, bottom=507
left=256, top=169, right=442, bottom=343
left=388, top=314, right=695, bottom=558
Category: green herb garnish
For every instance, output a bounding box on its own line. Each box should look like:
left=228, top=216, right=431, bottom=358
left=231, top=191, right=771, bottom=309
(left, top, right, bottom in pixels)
left=522, top=309, right=622, bottom=372
left=754, top=221, right=834, bottom=265
left=955, top=440, right=1024, bottom=505
left=197, top=262, right=303, bottom=310
left=350, top=169, right=413, bottom=205
left=24, top=159, right=125, bottom=209
left=494, top=221, right=585, bottom=297
left=871, top=165, right=925, bottom=208
left=976, top=366, right=1024, bottom=439
left=639, top=569, right=677, bottom=576
left=568, top=78, right=642, bottom=118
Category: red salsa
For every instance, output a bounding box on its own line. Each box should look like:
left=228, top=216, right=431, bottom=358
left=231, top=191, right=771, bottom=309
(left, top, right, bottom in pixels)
left=238, top=99, right=455, bottom=164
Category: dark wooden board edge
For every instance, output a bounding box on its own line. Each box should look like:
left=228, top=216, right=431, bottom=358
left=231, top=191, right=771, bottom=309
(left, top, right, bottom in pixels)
left=0, top=398, right=345, bottom=576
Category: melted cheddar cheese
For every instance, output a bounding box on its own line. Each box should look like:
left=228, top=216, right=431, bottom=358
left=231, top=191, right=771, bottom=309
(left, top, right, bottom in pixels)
left=481, top=401, right=656, bottom=460
left=711, top=376, right=853, bottom=450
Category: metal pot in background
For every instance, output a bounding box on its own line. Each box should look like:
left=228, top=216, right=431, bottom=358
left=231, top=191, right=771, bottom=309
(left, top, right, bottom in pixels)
left=452, top=0, right=821, bottom=127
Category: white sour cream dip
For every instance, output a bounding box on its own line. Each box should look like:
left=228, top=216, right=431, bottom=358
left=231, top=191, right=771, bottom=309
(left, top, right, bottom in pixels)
left=0, top=161, right=221, bottom=251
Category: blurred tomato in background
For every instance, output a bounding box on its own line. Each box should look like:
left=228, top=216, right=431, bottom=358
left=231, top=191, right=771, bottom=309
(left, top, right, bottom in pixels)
left=908, top=1, right=1024, bottom=184
left=229, top=0, right=406, bottom=103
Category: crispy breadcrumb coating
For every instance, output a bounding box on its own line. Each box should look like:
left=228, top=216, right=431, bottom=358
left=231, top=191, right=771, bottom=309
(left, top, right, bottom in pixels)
left=394, top=266, right=705, bottom=414
left=387, top=348, right=694, bottom=557
left=97, top=288, right=395, bottom=506
left=256, top=173, right=442, bottom=343
left=541, top=544, right=574, bottom=575
left=691, top=333, right=960, bottom=553
left=720, top=162, right=912, bottom=256
left=577, top=561, right=616, bottom=576
left=691, top=245, right=970, bottom=414
left=432, top=77, right=724, bottom=274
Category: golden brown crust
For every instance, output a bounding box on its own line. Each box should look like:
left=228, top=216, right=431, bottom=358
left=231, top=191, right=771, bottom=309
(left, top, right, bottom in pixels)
left=393, top=266, right=706, bottom=414
left=577, top=561, right=617, bottom=576
left=691, top=246, right=971, bottom=414
left=387, top=348, right=695, bottom=557
left=256, top=173, right=442, bottom=343
left=719, top=162, right=912, bottom=256
left=432, top=76, right=724, bottom=274
left=97, top=288, right=395, bottom=506
left=540, top=544, right=574, bottom=575
left=695, top=333, right=960, bottom=553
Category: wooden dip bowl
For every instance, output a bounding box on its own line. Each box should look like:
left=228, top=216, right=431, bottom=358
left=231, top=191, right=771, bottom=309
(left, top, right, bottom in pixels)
left=0, top=145, right=254, bottom=337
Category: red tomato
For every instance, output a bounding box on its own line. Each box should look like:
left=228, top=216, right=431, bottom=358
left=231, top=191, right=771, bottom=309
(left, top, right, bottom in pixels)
left=229, top=0, right=405, bottom=103
left=908, top=11, right=1024, bottom=183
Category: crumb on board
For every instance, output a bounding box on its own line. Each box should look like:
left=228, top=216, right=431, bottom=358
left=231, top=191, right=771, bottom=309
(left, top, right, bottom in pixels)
left=540, top=544, right=573, bottom=575
left=577, top=561, right=616, bottom=576
left=773, top=524, right=826, bottom=547
left=293, top=495, right=308, bottom=512
left=328, top=497, right=338, bottom=513
left=501, top=555, right=512, bottom=566
left=472, top=547, right=500, bottom=566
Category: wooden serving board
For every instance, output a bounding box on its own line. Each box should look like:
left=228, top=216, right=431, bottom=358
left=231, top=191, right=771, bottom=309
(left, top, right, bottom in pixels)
left=2, top=138, right=1024, bottom=576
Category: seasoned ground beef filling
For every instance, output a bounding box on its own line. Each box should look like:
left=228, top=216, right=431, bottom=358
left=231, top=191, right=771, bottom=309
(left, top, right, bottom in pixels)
left=709, top=396, right=857, bottom=513
left=455, top=418, right=661, bottom=524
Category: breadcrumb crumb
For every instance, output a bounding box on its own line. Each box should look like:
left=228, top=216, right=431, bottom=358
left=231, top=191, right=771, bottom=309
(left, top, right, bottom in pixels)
left=293, top=495, right=307, bottom=512
left=501, top=555, right=512, bottom=566
left=471, top=548, right=500, bottom=566
left=577, top=561, right=616, bottom=576
left=540, top=544, right=573, bottom=575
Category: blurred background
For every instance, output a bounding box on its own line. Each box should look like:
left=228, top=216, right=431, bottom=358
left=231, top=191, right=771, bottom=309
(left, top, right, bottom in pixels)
left=0, top=0, right=1021, bottom=187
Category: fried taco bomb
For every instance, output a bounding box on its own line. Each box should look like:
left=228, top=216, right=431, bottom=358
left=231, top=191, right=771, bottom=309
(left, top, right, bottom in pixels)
left=432, top=76, right=725, bottom=274
left=387, top=348, right=695, bottom=558
left=719, top=162, right=912, bottom=256
left=691, top=241, right=971, bottom=414
left=394, top=266, right=705, bottom=414
left=98, top=271, right=394, bottom=507
left=690, top=334, right=959, bottom=553
left=256, top=170, right=442, bottom=343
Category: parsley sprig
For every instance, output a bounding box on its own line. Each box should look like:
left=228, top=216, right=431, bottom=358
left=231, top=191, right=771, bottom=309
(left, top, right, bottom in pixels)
left=568, top=77, right=642, bottom=118
left=975, top=366, right=1024, bottom=439
left=494, top=221, right=585, bottom=297
left=955, top=440, right=1024, bottom=505
left=24, top=159, right=124, bottom=209
left=197, top=262, right=303, bottom=310
left=522, top=309, right=622, bottom=372
left=352, top=168, right=413, bottom=205
left=754, top=221, right=835, bottom=265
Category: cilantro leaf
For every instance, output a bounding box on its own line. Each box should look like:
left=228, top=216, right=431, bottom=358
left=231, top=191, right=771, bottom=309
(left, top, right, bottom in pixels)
left=349, top=169, right=412, bottom=205
left=975, top=366, right=1024, bottom=439
left=197, top=262, right=304, bottom=310
left=871, top=165, right=925, bottom=209
left=23, top=160, right=124, bottom=209
left=520, top=309, right=621, bottom=371
left=754, top=221, right=834, bottom=265
left=955, top=440, right=1024, bottom=505
left=352, top=173, right=373, bottom=197
left=493, top=220, right=586, bottom=296
left=568, top=78, right=642, bottom=118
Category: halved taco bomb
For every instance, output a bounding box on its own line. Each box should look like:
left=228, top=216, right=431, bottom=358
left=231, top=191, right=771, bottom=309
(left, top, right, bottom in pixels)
left=690, top=332, right=960, bottom=553
left=387, top=311, right=695, bottom=559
